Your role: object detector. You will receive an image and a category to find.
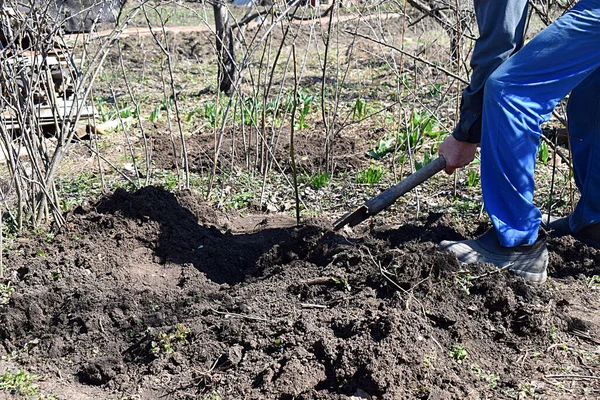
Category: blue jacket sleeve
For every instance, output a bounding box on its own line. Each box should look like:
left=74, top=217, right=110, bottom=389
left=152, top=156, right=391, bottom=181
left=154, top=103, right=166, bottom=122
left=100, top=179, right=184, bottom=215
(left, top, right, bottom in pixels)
left=453, top=0, right=529, bottom=143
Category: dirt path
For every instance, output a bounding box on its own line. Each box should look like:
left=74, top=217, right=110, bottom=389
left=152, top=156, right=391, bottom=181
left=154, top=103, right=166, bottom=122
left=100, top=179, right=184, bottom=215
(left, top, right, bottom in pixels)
left=67, top=12, right=399, bottom=40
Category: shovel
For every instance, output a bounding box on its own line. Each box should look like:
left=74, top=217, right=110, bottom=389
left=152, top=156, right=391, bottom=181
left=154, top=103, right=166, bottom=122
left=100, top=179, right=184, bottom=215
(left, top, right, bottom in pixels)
left=333, top=156, right=446, bottom=231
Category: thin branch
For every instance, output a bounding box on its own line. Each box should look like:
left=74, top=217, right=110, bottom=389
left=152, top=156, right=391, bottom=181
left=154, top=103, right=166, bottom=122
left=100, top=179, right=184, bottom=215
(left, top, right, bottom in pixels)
left=345, top=30, right=469, bottom=84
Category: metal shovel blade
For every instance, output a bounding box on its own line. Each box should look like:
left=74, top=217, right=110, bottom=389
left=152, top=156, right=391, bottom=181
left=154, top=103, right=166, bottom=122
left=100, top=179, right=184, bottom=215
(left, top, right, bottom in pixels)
left=333, top=156, right=446, bottom=231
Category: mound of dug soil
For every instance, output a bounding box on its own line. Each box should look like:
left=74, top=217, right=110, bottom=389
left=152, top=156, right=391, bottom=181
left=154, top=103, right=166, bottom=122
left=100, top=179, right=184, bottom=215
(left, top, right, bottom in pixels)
left=1, top=187, right=599, bottom=399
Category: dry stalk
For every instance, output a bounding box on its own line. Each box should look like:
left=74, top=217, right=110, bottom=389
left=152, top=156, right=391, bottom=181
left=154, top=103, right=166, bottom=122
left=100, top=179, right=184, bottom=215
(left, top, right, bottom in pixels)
left=117, top=40, right=151, bottom=185
left=290, top=44, right=300, bottom=225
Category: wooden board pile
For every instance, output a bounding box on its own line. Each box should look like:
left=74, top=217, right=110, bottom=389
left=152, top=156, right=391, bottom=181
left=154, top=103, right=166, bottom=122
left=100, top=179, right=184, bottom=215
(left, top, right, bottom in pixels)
left=0, top=7, right=96, bottom=134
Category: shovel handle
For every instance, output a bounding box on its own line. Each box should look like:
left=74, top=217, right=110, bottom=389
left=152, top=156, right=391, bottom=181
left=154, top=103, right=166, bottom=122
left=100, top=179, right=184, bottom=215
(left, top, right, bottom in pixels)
left=363, top=156, right=446, bottom=215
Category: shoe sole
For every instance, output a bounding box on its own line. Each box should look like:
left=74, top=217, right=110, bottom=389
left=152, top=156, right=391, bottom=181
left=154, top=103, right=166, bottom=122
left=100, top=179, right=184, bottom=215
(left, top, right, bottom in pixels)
left=508, top=265, right=547, bottom=284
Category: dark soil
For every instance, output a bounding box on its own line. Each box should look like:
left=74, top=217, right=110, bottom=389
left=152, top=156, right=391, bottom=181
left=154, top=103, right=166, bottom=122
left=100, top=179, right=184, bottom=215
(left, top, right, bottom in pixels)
left=148, top=121, right=365, bottom=176
left=1, top=187, right=599, bottom=399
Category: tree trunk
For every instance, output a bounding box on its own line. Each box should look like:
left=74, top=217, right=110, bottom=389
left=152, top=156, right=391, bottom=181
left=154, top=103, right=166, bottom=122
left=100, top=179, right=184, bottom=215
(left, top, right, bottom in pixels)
left=213, top=3, right=235, bottom=95
left=406, top=0, right=462, bottom=64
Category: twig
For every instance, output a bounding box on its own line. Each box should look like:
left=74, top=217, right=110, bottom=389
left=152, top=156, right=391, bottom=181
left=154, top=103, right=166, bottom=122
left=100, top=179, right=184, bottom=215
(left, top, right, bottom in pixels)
left=301, top=303, right=327, bottom=309
left=321, top=0, right=336, bottom=173
left=471, top=264, right=512, bottom=280
left=430, top=334, right=444, bottom=352
left=540, top=132, right=571, bottom=169
left=300, top=277, right=334, bottom=286
left=571, top=329, right=600, bottom=345
left=364, top=246, right=410, bottom=296
left=345, top=30, right=469, bottom=84
left=208, top=307, right=272, bottom=323
left=545, top=374, right=600, bottom=381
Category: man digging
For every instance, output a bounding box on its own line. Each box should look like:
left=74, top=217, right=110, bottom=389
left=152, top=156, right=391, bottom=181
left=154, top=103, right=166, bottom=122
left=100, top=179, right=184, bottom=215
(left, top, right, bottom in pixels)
left=439, top=0, right=600, bottom=284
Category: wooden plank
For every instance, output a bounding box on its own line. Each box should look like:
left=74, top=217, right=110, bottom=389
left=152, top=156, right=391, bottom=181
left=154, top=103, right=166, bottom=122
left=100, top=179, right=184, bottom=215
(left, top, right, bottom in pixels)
left=1, top=105, right=97, bottom=129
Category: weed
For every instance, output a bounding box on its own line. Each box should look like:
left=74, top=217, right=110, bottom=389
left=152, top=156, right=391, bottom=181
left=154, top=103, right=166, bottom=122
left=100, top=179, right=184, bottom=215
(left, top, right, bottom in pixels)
left=423, top=352, right=436, bottom=368
left=366, top=134, right=396, bottom=160
left=229, top=191, right=254, bottom=210
left=241, top=97, right=262, bottom=127
left=57, top=173, right=103, bottom=211
left=538, top=141, right=550, bottom=165
left=36, top=250, right=47, bottom=258
left=550, top=326, right=560, bottom=343
left=149, top=98, right=173, bottom=122
left=351, top=98, right=369, bottom=121
left=366, top=111, right=440, bottom=162
left=471, top=364, right=499, bottom=388
left=281, top=92, right=295, bottom=114
left=265, top=97, right=279, bottom=116
left=0, top=283, right=14, bottom=305
left=295, top=89, right=316, bottom=130
left=331, top=277, right=351, bottom=291
left=174, top=323, right=191, bottom=341
left=449, top=344, right=468, bottom=364
left=151, top=331, right=174, bottom=356
left=149, top=324, right=191, bottom=357
left=1, top=214, right=17, bottom=239
left=586, top=275, right=600, bottom=288
left=309, top=171, right=330, bottom=190
left=453, top=272, right=473, bottom=295
left=408, top=110, right=441, bottom=139
left=557, top=364, right=574, bottom=373
left=0, top=370, right=41, bottom=397
left=414, top=152, right=434, bottom=171
left=517, top=382, right=535, bottom=397
left=45, top=232, right=55, bottom=243
left=366, top=111, right=439, bottom=161
left=399, top=73, right=412, bottom=88
left=356, top=164, right=385, bottom=184
left=164, top=173, right=180, bottom=191
left=427, top=83, right=443, bottom=97
left=467, top=170, right=480, bottom=187
left=50, top=269, right=62, bottom=281
left=96, top=99, right=139, bottom=123
left=188, top=98, right=226, bottom=128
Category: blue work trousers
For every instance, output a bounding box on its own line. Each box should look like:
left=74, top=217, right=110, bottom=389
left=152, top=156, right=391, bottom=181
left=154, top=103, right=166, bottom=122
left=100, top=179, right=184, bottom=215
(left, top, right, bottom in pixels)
left=453, top=0, right=529, bottom=143
left=481, top=0, right=600, bottom=247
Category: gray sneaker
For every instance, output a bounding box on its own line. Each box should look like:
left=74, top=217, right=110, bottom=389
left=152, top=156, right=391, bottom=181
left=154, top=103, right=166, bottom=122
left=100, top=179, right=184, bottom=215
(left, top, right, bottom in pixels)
left=440, top=229, right=548, bottom=284
left=542, top=214, right=600, bottom=248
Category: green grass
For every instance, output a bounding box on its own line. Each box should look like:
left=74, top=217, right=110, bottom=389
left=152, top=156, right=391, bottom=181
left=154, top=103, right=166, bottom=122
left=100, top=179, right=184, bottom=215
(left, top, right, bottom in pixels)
left=466, top=170, right=480, bottom=187
left=57, top=173, right=104, bottom=212
left=351, top=98, right=369, bottom=121
left=308, top=171, right=330, bottom=190
left=471, top=364, right=499, bottom=388
left=121, top=1, right=212, bottom=27
left=538, top=141, right=550, bottom=165
left=0, top=370, right=42, bottom=398
left=356, top=164, right=385, bottom=184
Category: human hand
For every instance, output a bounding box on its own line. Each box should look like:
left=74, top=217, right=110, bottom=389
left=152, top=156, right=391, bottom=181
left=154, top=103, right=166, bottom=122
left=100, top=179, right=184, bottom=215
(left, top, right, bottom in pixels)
left=438, top=136, right=478, bottom=174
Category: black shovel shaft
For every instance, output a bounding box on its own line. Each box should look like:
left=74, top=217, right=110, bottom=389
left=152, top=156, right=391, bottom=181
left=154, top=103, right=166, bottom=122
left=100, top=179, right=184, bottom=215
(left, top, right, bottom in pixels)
left=364, top=156, right=446, bottom=213
left=333, top=156, right=446, bottom=230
